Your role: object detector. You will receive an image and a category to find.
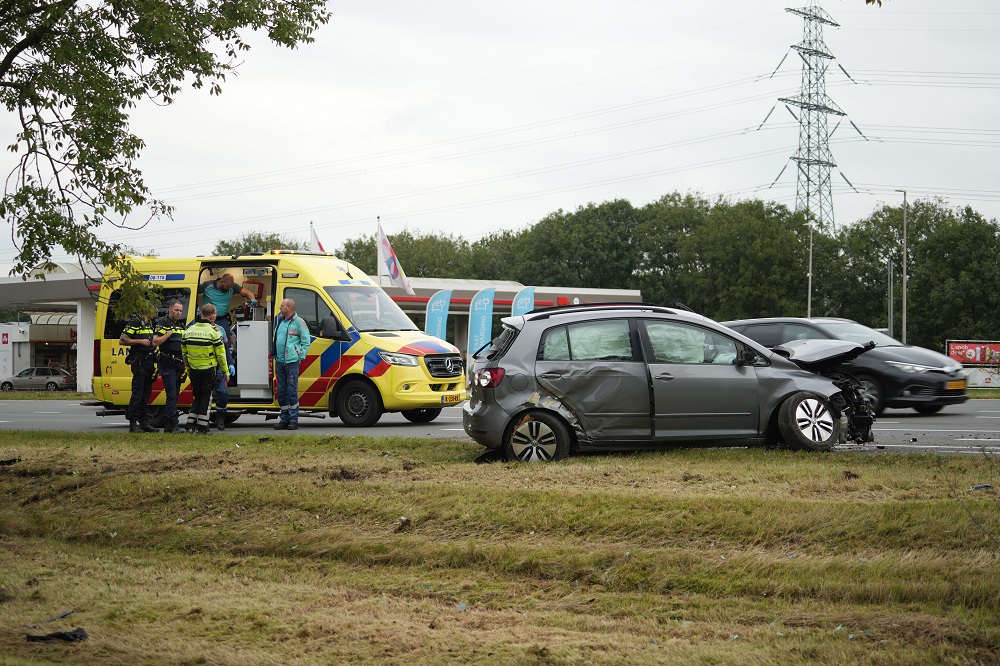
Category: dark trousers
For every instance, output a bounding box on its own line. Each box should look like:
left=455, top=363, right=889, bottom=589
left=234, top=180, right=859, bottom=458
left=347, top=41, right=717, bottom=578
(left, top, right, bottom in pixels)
left=186, top=367, right=217, bottom=432
left=213, top=367, right=228, bottom=414
left=159, top=358, right=183, bottom=426
left=275, top=361, right=300, bottom=424
left=127, top=356, right=155, bottom=422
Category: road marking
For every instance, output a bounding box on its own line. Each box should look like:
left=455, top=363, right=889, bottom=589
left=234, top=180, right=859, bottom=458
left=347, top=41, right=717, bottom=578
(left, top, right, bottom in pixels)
left=873, top=428, right=1000, bottom=433
left=440, top=428, right=466, bottom=431
left=956, top=437, right=1000, bottom=442
left=34, top=411, right=61, bottom=414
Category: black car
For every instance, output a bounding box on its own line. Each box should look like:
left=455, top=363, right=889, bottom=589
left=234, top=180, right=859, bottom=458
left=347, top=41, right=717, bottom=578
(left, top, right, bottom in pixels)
left=721, top=317, right=967, bottom=415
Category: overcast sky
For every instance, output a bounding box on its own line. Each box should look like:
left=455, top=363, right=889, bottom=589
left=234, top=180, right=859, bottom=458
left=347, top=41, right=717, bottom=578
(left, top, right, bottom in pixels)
left=2, top=0, right=998, bottom=272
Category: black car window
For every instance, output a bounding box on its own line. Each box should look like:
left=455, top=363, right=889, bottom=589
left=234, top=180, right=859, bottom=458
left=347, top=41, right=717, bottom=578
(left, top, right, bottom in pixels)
left=36, top=368, right=51, bottom=376
left=644, top=320, right=737, bottom=364
left=481, top=325, right=519, bottom=360
left=784, top=323, right=826, bottom=342
left=738, top=323, right=783, bottom=347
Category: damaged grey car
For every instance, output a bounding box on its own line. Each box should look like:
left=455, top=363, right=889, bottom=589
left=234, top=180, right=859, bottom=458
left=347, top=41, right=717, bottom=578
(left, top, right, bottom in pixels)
left=462, top=304, right=875, bottom=462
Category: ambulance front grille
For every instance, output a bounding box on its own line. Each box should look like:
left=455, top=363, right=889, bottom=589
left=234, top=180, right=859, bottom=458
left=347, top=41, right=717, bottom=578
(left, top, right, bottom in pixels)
left=424, top=354, right=464, bottom=378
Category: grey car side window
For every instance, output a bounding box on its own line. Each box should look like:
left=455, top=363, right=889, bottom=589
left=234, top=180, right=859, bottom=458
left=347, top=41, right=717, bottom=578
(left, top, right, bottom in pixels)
left=540, top=320, right=634, bottom=361
left=645, top=321, right=737, bottom=364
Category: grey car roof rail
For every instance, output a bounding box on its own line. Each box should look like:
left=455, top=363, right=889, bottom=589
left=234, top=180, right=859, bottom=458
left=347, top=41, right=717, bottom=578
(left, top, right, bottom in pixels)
left=526, top=302, right=676, bottom=321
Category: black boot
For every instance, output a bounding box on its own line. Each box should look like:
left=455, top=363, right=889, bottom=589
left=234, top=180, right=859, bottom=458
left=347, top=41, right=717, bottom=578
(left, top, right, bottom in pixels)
left=139, top=419, right=156, bottom=433
left=163, top=421, right=176, bottom=434
left=129, top=420, right=141, bottom=433
left=214, top=412, right=226, bottom=431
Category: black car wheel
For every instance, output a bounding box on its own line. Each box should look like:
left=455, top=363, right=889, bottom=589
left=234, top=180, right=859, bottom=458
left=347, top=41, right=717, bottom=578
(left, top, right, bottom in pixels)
left=337, top=381, right=383, bottom=427
left=401, top=408, right=442, bottom=424
left=504, top=411, right=570, bottom=462
left=914, top=405, right=943, bottom=415
left=45, top=381, right=58, bottom=391
left=0, top=382, right=12, bottom=391
left=778, top=392, right=839, bottom=451
left=855, top=374, right=884, bottom=416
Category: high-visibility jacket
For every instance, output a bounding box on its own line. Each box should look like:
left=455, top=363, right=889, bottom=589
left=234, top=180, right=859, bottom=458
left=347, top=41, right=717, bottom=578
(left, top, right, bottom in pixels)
left=181, top=322, right=229, bottom=376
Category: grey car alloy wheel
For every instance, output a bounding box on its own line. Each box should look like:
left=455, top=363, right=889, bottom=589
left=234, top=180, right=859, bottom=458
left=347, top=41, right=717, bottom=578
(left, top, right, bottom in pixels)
left=777, top=392, right=838, bottom=451
left=505, top=412, right=569, bottom=462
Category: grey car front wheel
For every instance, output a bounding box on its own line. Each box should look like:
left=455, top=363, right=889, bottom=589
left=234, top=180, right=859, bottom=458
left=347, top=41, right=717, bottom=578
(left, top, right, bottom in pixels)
left=504, top=412, right=570, bottom=462
left=777, top=392, right=839, bottom=451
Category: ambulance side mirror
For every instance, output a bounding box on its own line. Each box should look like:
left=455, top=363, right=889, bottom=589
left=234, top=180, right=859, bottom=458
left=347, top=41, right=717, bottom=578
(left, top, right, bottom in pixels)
left=321, top=316, right=352, bottom=341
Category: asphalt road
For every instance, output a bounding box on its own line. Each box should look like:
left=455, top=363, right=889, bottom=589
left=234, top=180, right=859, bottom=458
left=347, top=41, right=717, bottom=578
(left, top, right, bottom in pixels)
left=0, top=398, right=998, bottom=456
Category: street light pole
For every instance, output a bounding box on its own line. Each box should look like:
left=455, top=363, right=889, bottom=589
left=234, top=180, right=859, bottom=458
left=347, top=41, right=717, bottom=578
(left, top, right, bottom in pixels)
left=895, top=189, right=908, bottom=344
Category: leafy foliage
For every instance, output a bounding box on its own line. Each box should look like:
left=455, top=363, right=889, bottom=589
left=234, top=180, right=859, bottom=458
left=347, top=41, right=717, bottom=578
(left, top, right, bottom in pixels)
left=334, top=194, right=998, bottom=351
left=0, top=0, right=330, bottom=317
left=213, top=231, right=307, bottom=257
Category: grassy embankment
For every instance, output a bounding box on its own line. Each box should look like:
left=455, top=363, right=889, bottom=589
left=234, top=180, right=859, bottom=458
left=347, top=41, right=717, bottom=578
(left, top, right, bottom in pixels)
left=0, top=431, right=997, bottom=665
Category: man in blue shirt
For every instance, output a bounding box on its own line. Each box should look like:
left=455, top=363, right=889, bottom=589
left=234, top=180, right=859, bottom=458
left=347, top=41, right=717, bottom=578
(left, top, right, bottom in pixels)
left=270, top=298, right=311, bottom=430
left=197, top=273, right=257, bottom=333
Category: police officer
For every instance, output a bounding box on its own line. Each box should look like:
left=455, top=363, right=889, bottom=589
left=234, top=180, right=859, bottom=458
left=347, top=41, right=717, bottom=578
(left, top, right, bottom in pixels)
left=153, top=298, right=187, bottom=433
left=203, top=307, right=235, bottom=431
left=181, top=303, right=230, bottom=434
left=119, top=307, right=157, bottom=433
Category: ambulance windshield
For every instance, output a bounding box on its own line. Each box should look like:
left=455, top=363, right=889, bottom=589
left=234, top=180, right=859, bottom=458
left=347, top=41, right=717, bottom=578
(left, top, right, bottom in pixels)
left=326, top=286, right=418, bottom=332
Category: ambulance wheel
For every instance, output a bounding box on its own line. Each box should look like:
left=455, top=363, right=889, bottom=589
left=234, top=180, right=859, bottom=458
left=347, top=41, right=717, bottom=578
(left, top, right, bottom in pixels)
left=147, top=406, right=167, bottom=429
left=402, top=408, right=441, bottom=424
left=337, top=381, right=383, bottom=427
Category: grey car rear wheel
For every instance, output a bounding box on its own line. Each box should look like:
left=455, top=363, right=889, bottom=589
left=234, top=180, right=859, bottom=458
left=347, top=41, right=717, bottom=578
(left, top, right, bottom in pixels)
left=777, top=392, right=838, bottom=451
left=0, top=382, right=12, bottom=391
left=504, top=411, right=570, bottom=462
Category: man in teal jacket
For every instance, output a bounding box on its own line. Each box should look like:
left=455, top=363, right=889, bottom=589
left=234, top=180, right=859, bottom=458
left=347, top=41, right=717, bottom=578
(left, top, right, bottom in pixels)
left=270, top=298, right=311, bottom=430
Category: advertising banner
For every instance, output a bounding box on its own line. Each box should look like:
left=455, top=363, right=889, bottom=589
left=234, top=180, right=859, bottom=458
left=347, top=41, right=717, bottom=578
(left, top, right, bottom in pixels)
left=946, top=340, right=1000, bottom=365
left=424, top=289, right=452, bottom=340
left=511, top=286, right=535, bottom=316
left=467, top=288, right=496, bottom=357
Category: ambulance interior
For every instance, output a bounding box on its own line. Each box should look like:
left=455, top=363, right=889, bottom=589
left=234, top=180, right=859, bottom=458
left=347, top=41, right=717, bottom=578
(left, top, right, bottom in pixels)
left=196, top=264, right=275, bottom=402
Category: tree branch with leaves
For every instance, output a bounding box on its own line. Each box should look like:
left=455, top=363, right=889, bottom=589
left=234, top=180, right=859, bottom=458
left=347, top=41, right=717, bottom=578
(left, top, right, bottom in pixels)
left=0, top=0, right=329, bottom=316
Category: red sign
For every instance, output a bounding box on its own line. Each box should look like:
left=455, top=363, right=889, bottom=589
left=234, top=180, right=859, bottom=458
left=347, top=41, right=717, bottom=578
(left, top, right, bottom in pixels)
left=1, top=333, right=6, bottom=345
left=947, top=340, right=1000, bottom=365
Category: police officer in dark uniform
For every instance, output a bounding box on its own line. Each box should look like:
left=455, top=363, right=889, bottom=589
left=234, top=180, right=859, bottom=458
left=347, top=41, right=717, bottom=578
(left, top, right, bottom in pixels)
left=153, top=298, right=187, bottom=433
left=120, top=308, right=157, bottom=433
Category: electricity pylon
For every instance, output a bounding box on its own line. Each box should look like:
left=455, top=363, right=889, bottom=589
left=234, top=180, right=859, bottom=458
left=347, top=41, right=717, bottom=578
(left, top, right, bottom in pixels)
left=779, top=0, right=844, bottom=231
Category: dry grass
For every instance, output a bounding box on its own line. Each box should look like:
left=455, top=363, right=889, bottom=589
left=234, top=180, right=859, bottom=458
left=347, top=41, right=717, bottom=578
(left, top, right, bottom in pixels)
left=0, top=431, right=998, bottom=665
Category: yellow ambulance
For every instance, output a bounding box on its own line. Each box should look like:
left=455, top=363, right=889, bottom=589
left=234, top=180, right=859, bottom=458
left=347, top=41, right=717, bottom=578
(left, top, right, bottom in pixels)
left=92, top=251, right=465, bottom=427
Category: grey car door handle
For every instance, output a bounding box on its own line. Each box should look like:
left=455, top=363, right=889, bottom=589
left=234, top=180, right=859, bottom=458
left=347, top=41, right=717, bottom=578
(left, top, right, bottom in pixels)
left=539, top=372, right=561, bottom=379
left=656, top=373, right=674, bottom=381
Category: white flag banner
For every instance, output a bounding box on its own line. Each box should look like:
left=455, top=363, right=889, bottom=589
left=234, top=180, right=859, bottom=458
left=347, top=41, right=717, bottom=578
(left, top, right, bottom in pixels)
left=377, top=223, right=415, bottom=295
left=310, top=224, right=326, bottom=253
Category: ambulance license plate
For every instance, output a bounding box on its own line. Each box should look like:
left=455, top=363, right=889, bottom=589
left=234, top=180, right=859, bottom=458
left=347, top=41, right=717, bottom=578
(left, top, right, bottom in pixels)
left=442, top=394, right=462, bottom=405
left=946, top=380, right=966, bottom=390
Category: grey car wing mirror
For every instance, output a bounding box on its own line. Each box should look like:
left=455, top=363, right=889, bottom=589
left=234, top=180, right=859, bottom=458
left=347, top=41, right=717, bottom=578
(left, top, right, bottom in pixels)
left=321, top=316, right=352, bottom=341
left=735, top=349, right=759, bottom=367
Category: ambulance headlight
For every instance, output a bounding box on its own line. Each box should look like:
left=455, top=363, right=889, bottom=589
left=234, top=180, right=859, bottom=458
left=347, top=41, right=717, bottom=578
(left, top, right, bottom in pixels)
left=378, top=351, right=419, bottom=367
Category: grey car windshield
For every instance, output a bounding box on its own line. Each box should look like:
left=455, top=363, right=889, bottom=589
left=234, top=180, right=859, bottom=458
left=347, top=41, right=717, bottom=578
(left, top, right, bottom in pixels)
left=325, top=286, right=418, bottom=332
left=819, top=321, right=901, bottom=347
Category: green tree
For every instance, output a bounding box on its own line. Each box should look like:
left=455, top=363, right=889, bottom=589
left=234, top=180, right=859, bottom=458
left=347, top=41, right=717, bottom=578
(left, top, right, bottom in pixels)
left=908, top=206, right=1000, bottom=349
left=635, top=192, right=711, bottom=307
left=517, top=199, right=643, bottom=289
left=680, top=199, right=809, bottom=320
left=336, top=230, right=470, bottom=279
left=467, top=229, right=529, bottom=281
left=213, top=231, right=307, bottom=257
left=1, top=0, right=330, bottom=317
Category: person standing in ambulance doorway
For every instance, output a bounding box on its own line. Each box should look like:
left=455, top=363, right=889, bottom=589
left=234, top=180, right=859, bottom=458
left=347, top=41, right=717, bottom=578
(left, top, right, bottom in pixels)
left=182, top=303, right=229, bottom=434
left=119, top=307, right=158, bottom=433
left=270, top=298, right=311, bottom=430
left=153, top=298, right=187, bottom=433
left=197, top=273, right=257, bottom=334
